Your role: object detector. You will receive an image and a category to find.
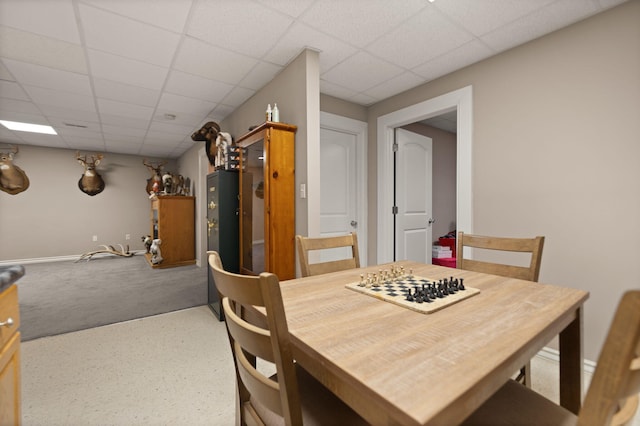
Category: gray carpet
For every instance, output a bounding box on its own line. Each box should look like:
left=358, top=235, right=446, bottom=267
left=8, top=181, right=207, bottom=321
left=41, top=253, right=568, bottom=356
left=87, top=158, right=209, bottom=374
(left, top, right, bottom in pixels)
left=15, top=254, right=207, bottom=341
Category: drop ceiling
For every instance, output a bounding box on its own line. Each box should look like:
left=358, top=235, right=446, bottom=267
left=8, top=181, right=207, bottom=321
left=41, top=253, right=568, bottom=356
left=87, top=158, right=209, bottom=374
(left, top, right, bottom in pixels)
left=0, top=0, right=626, bottom=158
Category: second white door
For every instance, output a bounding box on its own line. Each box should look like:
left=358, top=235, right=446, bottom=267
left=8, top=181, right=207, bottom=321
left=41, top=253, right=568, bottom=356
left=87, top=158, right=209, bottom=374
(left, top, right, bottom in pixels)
left=395, top=128, right=433, bottom=264
left=319, top=126, right=358, bottom=262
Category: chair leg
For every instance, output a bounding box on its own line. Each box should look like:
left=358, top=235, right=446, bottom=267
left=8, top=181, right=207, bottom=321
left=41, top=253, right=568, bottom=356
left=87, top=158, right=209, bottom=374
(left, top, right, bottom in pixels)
left=515, top=362, right=533, bottom=388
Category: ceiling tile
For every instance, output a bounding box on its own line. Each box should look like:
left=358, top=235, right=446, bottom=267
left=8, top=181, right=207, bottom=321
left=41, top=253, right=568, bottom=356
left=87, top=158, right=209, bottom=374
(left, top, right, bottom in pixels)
left=366, top=7, right=473, bottom=69
left=0, top=80, right=30, bottom=101
left=481, top=0, right=599, bottom=52
left=363, top=72, right=425, bottom=101
left=412, top=40, right=495, bottom=81
left=173, top=37, right=257, bottom=85
left=187, top=1, right=293, bottom=58
left=221, top=86, right=256, bottom=108
left=62, top=137, right=106, bottom=151
left=302, top=0, right=428, bottom=48
left=88, top=49, right=169, bottom=90
left=14, top=132, right=67, bottom=148
left=99, top=113, right=150, bottom=130
left=434, top=0, right=556, bottom=37
left=0, top=126, right=23, bottom=144
left=148, top=121, right=196, bottom=136
left=97, top=98, right=154, bottom=121
left=48, top=118, right=101, bottom=135
left=2, top=59, right=91, bottom=96
left=349, top=92, right=379, bottom=106
left=164, top=71, right=234, bottom=103
left=0, top=27, right=87, bottom=74
left=103, top=133, right=143, bottom=144
left=254, top=0, right=316, bottom=18
left=240, top=62, right=283, bottom=91
left=0, top=98, right=40, bottom=115
left=263, top=22, right=358, bottom=72
left=156, top=92, right=216, bottom=116
left=152, top=111, right=204, bottom=127
left=102, top=123, right=147, bottom=138
left=0, top=61, right=15, bottom=80
left=23, top=85, right=96, bottom=111
left=0, top=0, right=80, bottom=44
left=93, top=78, right=160, bottom=107
left=322, top=51, right=404, bottom=93
left=208, top=105, right=236, bottom=122
left=79, top=4, right=181, bottom=67
left=40, top=105, right=99, bottom=124
left=319, top=80, right=359, bottom=100
left=81, top=0, right=194, bottom=33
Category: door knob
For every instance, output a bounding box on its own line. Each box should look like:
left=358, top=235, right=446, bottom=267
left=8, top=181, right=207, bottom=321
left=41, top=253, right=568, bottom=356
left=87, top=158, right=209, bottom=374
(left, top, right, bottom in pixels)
left=350, top=220, right=358, bottom=227
left=428, top=218, right=435, bottom=225
left=0, top=317, right=13, bottom=327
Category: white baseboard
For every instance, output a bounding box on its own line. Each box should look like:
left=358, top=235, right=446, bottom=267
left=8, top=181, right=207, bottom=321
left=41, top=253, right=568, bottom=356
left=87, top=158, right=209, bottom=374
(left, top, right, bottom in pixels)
left=536, top=346, right=596, bottom=375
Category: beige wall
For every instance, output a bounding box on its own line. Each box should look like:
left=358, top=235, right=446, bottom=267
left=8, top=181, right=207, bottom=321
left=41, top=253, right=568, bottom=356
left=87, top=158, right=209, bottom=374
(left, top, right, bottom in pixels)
left=368, top=1, right=640, bottom=360
left=320, top=93, right=368, bottom=123
left=220, top=49, right=320, bottom=238
left=0, top=145, right=177, bottom=260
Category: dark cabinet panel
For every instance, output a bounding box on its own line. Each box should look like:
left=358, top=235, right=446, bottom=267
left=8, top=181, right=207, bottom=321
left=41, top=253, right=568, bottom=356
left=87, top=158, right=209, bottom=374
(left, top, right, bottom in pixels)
left=207, top=170, right=239, bottom=320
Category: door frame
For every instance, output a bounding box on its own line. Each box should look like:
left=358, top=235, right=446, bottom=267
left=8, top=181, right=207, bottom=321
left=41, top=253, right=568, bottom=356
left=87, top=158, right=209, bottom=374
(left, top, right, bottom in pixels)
left=320, top=111, right=368, bottom=266
left=377, top=85, right=473, bottom=264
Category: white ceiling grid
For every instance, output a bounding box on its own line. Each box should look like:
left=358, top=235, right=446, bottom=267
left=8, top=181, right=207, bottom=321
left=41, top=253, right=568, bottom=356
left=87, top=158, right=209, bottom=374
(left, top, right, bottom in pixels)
left=0, top=0, right=627, bottom=158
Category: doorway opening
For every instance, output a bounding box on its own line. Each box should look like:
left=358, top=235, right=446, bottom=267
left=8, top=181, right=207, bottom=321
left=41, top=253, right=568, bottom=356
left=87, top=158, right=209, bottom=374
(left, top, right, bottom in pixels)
left=377, top=85, right=473, bottom=264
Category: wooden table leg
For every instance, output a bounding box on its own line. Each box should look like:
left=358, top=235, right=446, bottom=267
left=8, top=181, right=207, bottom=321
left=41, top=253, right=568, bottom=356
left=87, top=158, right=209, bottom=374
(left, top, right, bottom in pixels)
left=559, top=306, right=583, bottom=414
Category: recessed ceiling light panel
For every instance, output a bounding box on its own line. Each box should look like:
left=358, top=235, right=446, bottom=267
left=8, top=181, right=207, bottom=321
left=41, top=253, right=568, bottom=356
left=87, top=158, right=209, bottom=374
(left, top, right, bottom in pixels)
left=0, top=120, right=57, bottom=135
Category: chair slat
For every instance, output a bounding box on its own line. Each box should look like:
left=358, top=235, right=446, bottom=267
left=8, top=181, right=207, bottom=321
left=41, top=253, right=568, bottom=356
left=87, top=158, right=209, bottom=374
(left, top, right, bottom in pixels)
left=207, top=250, right=367, bottom=426
left=296, top=233, right=360, bottom=277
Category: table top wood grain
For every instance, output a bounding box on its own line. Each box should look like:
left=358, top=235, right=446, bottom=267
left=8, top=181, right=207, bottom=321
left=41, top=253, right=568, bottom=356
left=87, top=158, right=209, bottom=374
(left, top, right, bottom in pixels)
left=277, top=260, right=589, bottom=425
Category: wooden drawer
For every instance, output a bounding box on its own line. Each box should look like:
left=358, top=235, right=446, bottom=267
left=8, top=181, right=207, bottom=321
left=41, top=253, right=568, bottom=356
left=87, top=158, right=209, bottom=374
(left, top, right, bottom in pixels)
left=0, top=285, right=19, bottom=348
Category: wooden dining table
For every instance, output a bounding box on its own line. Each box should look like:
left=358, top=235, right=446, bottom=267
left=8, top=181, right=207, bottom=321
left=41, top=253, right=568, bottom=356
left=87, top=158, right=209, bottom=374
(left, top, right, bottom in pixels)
left=275, top=260, right=589, bottom=425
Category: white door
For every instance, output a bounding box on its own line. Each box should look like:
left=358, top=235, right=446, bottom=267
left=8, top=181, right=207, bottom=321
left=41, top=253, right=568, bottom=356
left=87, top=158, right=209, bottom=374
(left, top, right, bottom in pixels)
left=319, top=127, right=358, bottom=262
left=395, top=128, right=433, bottom=263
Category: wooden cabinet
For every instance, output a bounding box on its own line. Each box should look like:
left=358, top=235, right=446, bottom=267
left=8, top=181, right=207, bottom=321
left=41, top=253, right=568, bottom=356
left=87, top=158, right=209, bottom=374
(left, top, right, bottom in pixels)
left=237, top=122, right=296, bottom=280
left=206, top=170, right=239, bottom=320
left=0, top=284, right=20, bottom=426
left=146, top=195, right=196, bottom=269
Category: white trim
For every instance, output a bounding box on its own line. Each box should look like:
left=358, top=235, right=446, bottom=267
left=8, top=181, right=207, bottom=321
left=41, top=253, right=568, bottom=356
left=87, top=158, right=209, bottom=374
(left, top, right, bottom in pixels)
left=320, top=111, right=368, bottom=266
left=197, top=146, right=208, bottom=268
left=377, top=86, right=473, bottom=264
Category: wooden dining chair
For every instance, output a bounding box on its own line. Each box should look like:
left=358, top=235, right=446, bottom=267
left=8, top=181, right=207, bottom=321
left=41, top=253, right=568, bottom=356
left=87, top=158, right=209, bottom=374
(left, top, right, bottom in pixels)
left=295, top=233, right=360, bottom=277
left=457, top=231, right=545, bottom=387
left=462, top=290, right=640, bottom=426
left=207, top=251, right=368, bottom=426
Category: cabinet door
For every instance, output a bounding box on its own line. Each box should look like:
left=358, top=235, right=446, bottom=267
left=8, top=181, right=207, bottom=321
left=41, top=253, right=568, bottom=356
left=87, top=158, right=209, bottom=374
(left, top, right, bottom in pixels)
left=237, top=122, right=296, bottom=280
left=265, top=128, right=296, bottom=280
left=0, top=332, right=20, bottom=426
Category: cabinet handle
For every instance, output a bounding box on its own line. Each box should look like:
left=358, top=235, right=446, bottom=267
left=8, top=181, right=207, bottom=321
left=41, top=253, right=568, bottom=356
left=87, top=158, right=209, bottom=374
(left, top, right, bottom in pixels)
left=0, top=317, right=14, bottom=327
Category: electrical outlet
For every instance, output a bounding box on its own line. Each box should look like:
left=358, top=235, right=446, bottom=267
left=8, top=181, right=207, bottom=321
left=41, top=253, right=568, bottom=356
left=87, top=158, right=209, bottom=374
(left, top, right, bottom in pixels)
left=92, top=235, right=98, bottom=242
left=125, top=234, right=130, bottom=240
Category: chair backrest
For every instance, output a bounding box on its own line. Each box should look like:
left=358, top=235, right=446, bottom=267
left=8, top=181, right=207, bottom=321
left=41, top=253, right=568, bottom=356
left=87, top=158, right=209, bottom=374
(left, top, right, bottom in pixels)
left=579, top=290, right=640, bottom=426
left=456, top=232, right=545, bottom=282
left=208, top=251, right=303, bottom=425
left=296, top=232, right=360, bottom=277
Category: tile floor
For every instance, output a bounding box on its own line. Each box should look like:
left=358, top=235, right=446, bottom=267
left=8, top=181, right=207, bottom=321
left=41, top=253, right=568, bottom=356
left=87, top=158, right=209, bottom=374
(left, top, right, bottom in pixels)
left=21, top=306, right=639, bottom=426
